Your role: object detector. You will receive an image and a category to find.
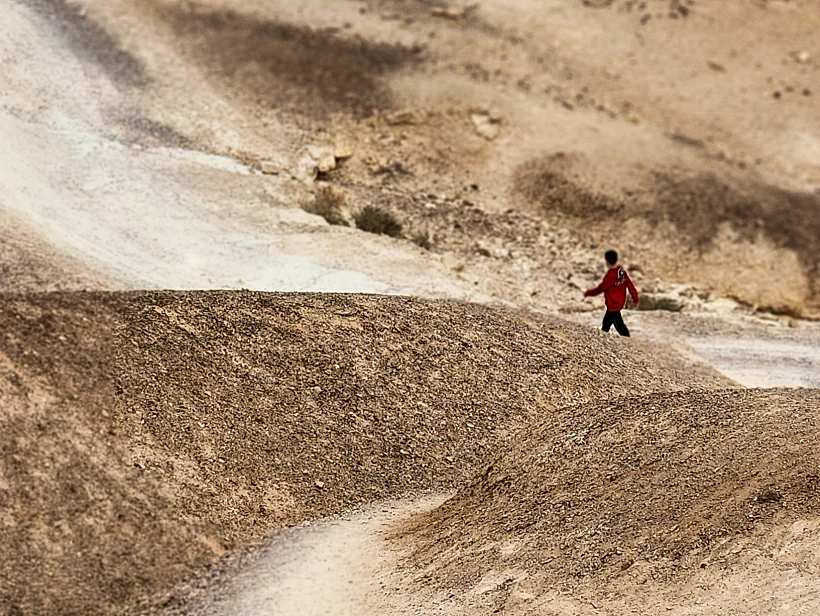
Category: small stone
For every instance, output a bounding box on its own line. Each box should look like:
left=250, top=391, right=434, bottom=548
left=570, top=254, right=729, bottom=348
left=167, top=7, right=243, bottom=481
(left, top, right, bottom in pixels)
left=315, top=480, right=325, bottom=489
left=307, top=146, right=337, bottom=173
left=569, top=276, right=589, bottom=290
left=471, top=113, right=501, bottom=140
left=333, top=142, right=354, bottom=160
left=385, top=109, right=425, bottom=125
left=431, top=5, right=476, bottom=19
left=796, top=50, right=811, bottom=64
left=259, top=161, right=281, bottom=175
left=294, top=154, right=319, bottom=183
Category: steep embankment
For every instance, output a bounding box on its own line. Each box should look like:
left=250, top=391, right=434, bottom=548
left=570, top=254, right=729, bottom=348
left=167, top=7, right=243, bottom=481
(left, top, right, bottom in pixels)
left=0, top=291, right=731, bottom=615
left=402, top=388, right=820, bottom=614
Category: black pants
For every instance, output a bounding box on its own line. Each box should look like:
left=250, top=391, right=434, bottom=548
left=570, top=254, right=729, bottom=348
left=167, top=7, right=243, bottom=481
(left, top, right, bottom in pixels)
left=602, top=311, right=630, bottom=337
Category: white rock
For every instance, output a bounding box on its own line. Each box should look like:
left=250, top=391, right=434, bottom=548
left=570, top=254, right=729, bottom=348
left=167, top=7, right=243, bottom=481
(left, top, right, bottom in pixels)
left=471, top=113, right=501, bottom=140
left=259, top=160, right=281, bottom=175
left=385, top=109, right=426, bottom=125
left=431, top=4, right=478, bottom=19
left=316, top=152, right=337, bottom=173
left=307, top=145, right=337, bottom=173
left=293, top=154, right=319, bottom=183
left=334, top=141, right=354, bottom=160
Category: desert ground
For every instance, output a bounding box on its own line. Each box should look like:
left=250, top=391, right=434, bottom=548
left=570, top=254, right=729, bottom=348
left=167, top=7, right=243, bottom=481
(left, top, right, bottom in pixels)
left=1, top=0, right=819, bottom=614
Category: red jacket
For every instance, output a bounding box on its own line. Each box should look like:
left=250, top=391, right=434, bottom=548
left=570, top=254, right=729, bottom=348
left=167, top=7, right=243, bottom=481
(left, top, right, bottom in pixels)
left=585, top=266, right=639, bottom=311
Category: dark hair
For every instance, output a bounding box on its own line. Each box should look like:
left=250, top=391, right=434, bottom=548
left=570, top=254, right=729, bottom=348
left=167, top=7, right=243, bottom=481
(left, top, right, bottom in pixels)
left=605, top=250, right=618, bottom=265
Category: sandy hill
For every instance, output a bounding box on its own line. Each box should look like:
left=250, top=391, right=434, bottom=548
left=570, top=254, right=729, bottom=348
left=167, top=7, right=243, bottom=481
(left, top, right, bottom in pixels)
left=0, top=290, right=730, bottom=615
left=4, top=0, right=819, bottom=315
left=402, top=388, right=820, bottom=615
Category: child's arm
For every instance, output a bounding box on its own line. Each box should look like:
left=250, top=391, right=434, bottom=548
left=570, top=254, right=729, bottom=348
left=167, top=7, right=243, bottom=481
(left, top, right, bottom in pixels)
left=626, top=275, right=639, bottom=307
left=585, top=271, right=613, bottom=297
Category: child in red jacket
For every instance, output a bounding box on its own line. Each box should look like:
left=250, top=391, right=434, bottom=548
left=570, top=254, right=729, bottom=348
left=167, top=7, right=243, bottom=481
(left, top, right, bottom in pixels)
left=584, top=250, right=639, bottom=337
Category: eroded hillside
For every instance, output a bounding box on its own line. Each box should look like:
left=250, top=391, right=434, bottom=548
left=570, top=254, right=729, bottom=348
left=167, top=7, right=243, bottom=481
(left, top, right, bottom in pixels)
left=0, top=291, right=730, bottom=615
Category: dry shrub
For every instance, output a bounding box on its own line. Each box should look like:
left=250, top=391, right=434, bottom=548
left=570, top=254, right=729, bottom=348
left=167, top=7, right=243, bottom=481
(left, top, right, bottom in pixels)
left=302, top=186, right=348, bottom=226
left=638, top=294, right=684, bottom=312
left=412, top=232, right=432, bottom=250
left=354, top=206, right=403, bottom=237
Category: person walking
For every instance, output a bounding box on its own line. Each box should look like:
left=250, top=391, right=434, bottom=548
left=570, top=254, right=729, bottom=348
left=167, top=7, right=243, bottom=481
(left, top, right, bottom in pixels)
left=584, top=250, right=639, bottom=337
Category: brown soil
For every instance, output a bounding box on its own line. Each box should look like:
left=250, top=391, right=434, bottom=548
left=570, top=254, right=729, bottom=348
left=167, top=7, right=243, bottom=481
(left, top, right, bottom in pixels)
left=0, top=290, right=729, bottom=615
left=400, top=388, right=820, bottom=613
left=158, top=4, right=423, bottom=118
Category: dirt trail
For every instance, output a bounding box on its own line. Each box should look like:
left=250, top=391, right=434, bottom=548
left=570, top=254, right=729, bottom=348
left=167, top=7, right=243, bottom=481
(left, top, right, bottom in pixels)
left=150, top=477, right=820, bottom=616
left=145, top=361, right=820, bottom=616
left=632, top=313, right=820, bottom=389
left=1, top=1, right=483, bottom=300
left=686, top=337, right=820, bottom=389
left=0, top=109, right=480, bottom=298
left=152, top=389, right=820, bottom=616
left=152, top=496, right=446, bottom=616
left=568, top=310, right=820, bottom=389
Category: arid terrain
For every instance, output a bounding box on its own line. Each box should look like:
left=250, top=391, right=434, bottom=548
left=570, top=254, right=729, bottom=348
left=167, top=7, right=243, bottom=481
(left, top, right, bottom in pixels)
left=1, top=0, right=819, bottom=614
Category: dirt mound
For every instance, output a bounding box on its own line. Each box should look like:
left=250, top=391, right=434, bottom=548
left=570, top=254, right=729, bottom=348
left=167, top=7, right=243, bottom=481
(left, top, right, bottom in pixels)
left=0, top=291, right=730, bottom=615
left=402, top=388, right=820, bottom=611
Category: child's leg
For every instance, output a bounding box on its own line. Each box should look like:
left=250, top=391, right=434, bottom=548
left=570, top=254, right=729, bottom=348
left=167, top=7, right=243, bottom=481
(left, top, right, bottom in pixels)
left=602, top=311, right=615, bottom=332
left=613, top=311, right=631, bottom=337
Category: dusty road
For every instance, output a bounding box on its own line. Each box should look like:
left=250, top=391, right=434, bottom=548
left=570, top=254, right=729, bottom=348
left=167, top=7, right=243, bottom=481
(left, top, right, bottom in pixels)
left=636, top=313, right=820, bottom=389
left=141, top=496, right=448, bottom=616
left=569, top=310, right=820, bottom=389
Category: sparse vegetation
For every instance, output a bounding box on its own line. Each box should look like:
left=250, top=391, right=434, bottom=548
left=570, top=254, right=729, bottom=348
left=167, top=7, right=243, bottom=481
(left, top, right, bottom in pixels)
left=755, top=488, right=782, bottom=503
left=354, top=206, right=403, bottom=238
left=412, top=232, right=432, bottom=250
left=302, top=186, right=348, bottom=226
left=638, top=294, right=684, bottom=312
